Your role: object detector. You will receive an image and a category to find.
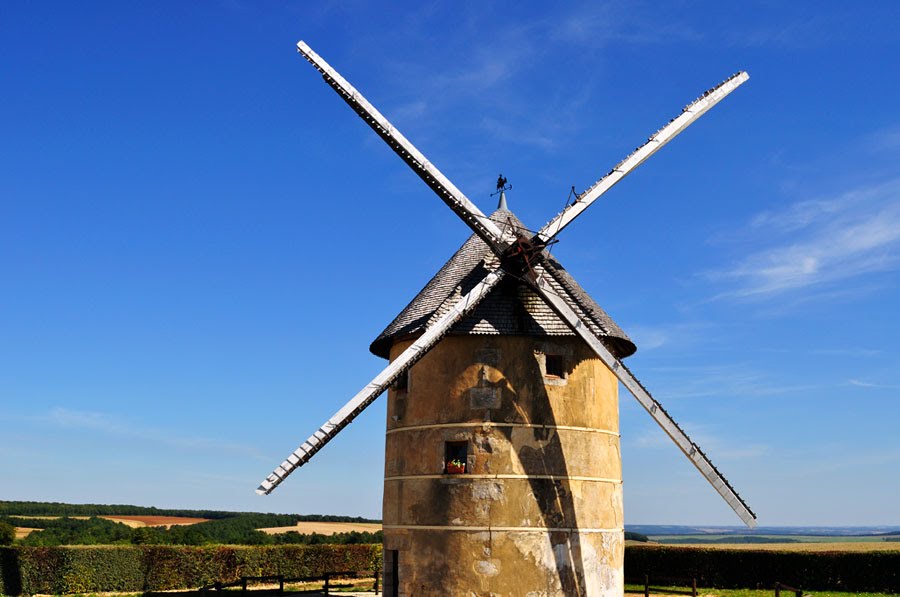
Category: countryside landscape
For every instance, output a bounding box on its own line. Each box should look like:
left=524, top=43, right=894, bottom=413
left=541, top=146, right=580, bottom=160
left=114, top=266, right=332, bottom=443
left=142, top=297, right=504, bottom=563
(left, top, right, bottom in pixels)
left=2, top=500, right=899, bottom=594
left=5, top=1, right=900, bottom=596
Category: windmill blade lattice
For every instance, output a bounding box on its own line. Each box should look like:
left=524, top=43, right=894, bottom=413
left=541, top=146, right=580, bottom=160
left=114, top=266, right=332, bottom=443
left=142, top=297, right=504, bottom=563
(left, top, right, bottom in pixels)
left=526, top=269, right=757, bottom=527
left=534, top=71, right=749, bottom=246
left=261, top=40, right=755, bottom=530
left=296, top=41, right=512, bottom=251
left=256, top=263, right=505, bottom=495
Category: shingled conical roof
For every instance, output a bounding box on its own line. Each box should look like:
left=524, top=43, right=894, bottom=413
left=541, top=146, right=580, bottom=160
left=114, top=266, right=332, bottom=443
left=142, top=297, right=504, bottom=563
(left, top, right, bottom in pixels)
left=369, top=208, right=636, bottom=360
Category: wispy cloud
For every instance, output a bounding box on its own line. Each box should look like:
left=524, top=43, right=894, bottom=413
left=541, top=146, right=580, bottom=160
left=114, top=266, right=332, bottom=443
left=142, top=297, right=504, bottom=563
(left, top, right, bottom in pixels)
left=725, top=14, right=841, bottom=49
left=707, top=178, right=900, bottom=300
left=630, top=421, right=767, bottom=461
left=376, top=2, right=706, bottom=155
left=626, top=322, right=713, bottom=351
left=811, top=347, right=883, bottom=357
left=548, top=3, right=702, bottom=47
left=635, top=363, right=820, bottom=400
left=864, top=124, right=900, bottom=153
left=47, top=407, right=267, bottom=460
left=479, top=117, right=557, bottom=150
left=848, top=379, right=900, bottom=390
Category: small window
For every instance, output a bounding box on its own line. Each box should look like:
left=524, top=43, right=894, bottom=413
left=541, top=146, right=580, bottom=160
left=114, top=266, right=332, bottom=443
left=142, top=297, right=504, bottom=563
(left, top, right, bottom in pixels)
left=545, top=354, right=565, bottom=379
left=393, top=371, right=408, bottom=393
left=444, top=441, right=468, bottom=474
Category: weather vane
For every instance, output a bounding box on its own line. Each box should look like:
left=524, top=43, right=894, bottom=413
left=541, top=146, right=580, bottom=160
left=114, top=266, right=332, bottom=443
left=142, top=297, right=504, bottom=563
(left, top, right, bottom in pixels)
left=491, top=173, right=512, bottom=196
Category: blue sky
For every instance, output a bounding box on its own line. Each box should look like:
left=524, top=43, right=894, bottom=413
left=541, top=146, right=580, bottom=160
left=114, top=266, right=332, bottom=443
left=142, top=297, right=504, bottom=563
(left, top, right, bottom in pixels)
left=3, top=2, right=900, bottom=526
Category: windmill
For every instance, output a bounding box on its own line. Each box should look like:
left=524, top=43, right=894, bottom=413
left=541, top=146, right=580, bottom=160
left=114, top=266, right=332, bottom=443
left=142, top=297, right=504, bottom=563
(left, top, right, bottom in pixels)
left=258, top=41, right=755, bottom=596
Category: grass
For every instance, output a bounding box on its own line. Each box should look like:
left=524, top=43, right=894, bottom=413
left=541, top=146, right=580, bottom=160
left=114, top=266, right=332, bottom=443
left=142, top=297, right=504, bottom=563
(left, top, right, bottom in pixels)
left=47, top=576, right=382, bottom=596
left=624, top=584, right=889, bottom=596
left=641, top=541, right=900, bottom=552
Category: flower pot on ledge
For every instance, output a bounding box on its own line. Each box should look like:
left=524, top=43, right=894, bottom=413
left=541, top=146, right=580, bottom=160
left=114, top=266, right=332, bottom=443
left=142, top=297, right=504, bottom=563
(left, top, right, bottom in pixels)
left=446, top=462, right=466, bottom=474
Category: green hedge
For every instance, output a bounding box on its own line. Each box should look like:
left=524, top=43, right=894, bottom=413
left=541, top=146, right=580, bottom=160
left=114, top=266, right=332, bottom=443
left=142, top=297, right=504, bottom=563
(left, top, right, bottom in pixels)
left=0, top=544, right=381, bottom=595
left=625, top=545, right=900, bottom=592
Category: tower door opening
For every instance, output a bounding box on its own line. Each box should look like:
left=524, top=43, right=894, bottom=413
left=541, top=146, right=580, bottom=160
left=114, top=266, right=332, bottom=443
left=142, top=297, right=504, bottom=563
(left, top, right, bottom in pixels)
left=384, top=549, right=399, bottom=596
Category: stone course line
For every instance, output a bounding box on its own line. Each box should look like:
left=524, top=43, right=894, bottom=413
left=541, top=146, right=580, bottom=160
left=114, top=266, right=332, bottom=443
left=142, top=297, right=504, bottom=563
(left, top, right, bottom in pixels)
left=386, top=421, right=620, bottom=436
left=383, top=524, right=623, bottom=533
left=384, top=474, right=622, bottom=483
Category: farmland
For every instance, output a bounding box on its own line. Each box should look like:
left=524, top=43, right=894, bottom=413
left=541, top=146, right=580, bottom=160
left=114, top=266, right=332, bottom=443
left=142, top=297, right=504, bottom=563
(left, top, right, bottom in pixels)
left=0, top=500, right=381, bottom=546
left=260, top=521, right=383, bottom=535
left=646, top=539, right=900, bottom=552
left=636, top=524, right=900, bottom=553
left=8, top=513, right=210, bottom=530
left=102, top=515, right=211, bottom=528
left=4, top=504, right=900, bottom=594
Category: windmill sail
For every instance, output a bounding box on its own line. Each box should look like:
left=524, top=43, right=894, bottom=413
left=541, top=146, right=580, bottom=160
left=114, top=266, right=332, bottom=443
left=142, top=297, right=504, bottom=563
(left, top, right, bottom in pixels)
left=526, top=269, right=757, bottom=527
left=256, top=264, right=505, bottom=495
left=296, top=41, right=511, bottom=251
left=264, top=41, right=756, bottom=529
left=535, top=72, right=749, bottom=246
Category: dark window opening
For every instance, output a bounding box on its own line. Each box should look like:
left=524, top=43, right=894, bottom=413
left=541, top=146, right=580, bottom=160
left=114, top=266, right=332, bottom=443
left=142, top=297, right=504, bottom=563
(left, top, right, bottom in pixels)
left=444, top=441, right=468, bottom=474
left=385, top=549, right=399, bottom=596
left=545, top=354, right=566, bottom=379
left=393, top=371, right=408, bottom=393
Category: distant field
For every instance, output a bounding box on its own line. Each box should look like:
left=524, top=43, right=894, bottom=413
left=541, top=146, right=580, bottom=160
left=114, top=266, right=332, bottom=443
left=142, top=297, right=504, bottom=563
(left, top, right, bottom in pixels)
left=651, top=533, right=891, bottom=544
left=14, top=527, right=39, bottom=539
left=102, top=515, right=210, bottom=528
left=9, top=515, right=89, bottom=520
left=10, top=514, right=209, bottom=536
left=259, top=521, right=382, bottom=535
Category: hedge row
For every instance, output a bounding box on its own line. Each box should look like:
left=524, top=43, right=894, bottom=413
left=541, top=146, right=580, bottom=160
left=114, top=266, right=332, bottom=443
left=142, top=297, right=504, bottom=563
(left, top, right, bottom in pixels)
left=5, top=543, right=897, bottom=594
left=0, top=544, right=381, bottom=595
left=625, top=545, right=900, bottom=592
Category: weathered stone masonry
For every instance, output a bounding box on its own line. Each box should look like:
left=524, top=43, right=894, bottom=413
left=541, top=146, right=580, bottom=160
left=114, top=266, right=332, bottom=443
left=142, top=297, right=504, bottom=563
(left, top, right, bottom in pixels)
left=382, top=335, right=624, bottom=596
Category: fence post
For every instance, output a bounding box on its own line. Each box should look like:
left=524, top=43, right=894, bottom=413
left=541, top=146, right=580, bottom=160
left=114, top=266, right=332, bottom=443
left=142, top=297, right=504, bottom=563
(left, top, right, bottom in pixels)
left=692, top=577, right=697, bottom=597
left=241, top=577, right=248, bottom=594
left=644, top=574, right=650, bottom=597
left=374, top=568, right=381, bottom=595
left=324, top=573, right=330, bottom=594
left=278, top=575, right=284, bottom=595
left=775, top=582, right=781, bottom=597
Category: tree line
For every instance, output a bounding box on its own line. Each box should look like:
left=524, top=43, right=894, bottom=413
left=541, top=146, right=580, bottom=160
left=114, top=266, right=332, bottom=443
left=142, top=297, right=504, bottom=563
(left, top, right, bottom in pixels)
left=0, top=501, right=378, bottom=524
left=4, top=515, right=381, bottom=547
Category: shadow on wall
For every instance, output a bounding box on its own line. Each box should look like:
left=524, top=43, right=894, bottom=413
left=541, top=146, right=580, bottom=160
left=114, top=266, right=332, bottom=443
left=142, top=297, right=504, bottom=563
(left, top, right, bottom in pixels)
left=501, top=353, right=589, bottom=596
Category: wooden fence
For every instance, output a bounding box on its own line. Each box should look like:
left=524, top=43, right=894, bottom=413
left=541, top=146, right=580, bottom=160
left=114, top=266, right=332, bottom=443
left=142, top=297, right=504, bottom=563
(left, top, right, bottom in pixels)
left=199, top=570, right=380, bottom=595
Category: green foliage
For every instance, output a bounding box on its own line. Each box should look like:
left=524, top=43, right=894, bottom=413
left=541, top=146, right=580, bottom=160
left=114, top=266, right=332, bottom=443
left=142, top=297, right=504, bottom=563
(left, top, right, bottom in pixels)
left=0, top=522, right=15, bottom=546
left=625, top=545, right=900, bottom=593
left=662, top=536, right=800, bottom=544
left=0, top=544, right=380, bottom=594
left=0, top=500, right=379, bottom=523
left=17, top=517, right=133, bottom=546
left=270, top=530, right=383, bottom=545
left=5, top=514, right=381, bottom=547
left=624, top=584, right=890, bottom=597
left=0, top=501, right=233, bottom=520
left=1, top=508, right=382, bottom=547
left=624, top=531, right=649, bottom=542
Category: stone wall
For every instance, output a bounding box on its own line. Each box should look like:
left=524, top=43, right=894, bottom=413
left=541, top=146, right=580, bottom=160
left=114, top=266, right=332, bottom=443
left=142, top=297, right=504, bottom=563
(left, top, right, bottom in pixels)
left=383, top=335, right=623, bottom=596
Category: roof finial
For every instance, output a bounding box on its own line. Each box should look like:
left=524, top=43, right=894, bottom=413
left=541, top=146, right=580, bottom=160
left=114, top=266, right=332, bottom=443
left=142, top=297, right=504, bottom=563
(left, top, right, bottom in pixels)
left=493, top=174, right=511, bottom=210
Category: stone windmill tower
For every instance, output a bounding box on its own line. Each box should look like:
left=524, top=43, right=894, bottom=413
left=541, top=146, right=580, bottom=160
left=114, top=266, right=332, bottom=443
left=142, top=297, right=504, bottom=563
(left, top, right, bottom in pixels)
left=257, top=42, right=756, bottom=596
